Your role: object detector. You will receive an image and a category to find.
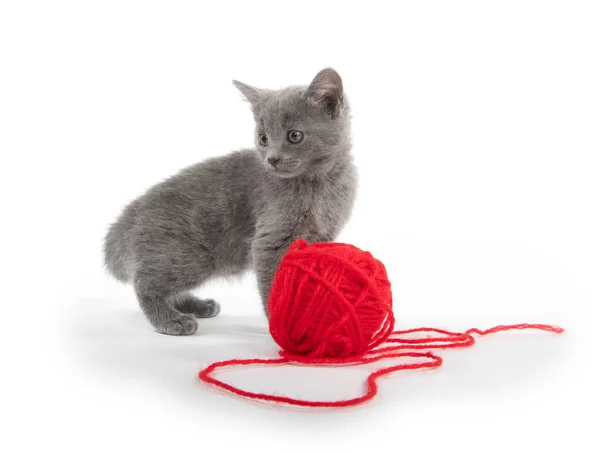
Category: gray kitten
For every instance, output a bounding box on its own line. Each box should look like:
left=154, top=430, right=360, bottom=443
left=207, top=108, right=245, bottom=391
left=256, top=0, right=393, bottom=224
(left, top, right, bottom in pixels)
left=104, top=68, right=357, bottom=335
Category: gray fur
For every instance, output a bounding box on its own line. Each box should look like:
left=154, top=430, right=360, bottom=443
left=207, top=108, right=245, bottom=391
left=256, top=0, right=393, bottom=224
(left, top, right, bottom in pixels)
left=104, top=68, right=357, bottom=335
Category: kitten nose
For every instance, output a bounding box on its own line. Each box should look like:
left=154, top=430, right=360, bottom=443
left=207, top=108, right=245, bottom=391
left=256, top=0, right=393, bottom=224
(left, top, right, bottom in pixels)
left=267, top=157, right=281, bottom=168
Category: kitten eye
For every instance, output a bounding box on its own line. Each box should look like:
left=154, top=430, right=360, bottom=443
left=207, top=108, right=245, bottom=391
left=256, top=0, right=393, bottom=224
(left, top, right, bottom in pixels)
left=287, top=130, right=304, bottom=144
left=258, top=134, right=268, bottom=147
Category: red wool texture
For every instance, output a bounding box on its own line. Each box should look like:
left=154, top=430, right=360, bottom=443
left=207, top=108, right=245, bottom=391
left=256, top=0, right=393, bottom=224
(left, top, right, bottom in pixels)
left=199, top=239, right=564, bottom=408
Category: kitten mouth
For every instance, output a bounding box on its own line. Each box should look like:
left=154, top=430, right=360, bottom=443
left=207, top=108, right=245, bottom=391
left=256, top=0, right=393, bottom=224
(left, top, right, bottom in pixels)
left=266, top=165, right=300, bottom=178
left=265, top=161, right=301, bottom=176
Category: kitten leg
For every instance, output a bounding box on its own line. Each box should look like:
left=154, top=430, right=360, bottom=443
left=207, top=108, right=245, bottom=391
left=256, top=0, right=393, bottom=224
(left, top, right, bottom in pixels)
left=252, top=235, right=295, bottom=317
left=253, top=231, right=329, bottom=316
left=174, top=293, right=221, bottom=318
left=134, top=273, right=199, bottom=335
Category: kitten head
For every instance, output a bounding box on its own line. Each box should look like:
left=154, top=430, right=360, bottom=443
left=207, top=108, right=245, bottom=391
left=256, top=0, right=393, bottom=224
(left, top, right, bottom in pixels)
left=233, top=68, right=351, bottom=178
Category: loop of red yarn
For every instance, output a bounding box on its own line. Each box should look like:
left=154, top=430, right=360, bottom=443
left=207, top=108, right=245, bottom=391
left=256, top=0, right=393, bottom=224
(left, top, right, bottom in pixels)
left=199, top=239, right=564, bottom=408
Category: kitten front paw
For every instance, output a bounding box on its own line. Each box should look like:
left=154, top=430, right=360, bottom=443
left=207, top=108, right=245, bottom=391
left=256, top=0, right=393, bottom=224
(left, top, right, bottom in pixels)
left=156, top=313, right=198, bottom=336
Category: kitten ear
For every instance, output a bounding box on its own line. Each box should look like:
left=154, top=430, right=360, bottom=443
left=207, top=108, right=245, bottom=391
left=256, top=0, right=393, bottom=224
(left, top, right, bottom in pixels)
left=304, top=68, right=344, bottom=118
left=233, top=80, right=267, bottom=108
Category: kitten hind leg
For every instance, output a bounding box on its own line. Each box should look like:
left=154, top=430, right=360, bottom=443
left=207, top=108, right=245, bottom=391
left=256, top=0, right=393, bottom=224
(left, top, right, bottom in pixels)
left=134, top=273, right=199, bottom=335
left=174, top=293, right=221, bottom=318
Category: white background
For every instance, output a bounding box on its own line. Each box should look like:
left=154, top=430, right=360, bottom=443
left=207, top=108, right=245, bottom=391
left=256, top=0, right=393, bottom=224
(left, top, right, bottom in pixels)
left=1, top=1, right=598, bottom=452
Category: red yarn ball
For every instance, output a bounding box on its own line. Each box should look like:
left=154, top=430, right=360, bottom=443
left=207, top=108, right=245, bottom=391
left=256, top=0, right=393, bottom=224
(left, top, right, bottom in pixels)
left=267, top=239, right=395, bottom=359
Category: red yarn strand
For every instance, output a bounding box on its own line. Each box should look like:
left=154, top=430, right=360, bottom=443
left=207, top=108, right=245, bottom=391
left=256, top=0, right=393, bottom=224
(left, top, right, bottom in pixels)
left=199, top=323, right=563, bottom=408
left=200, top=239, right=563, bottom=408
